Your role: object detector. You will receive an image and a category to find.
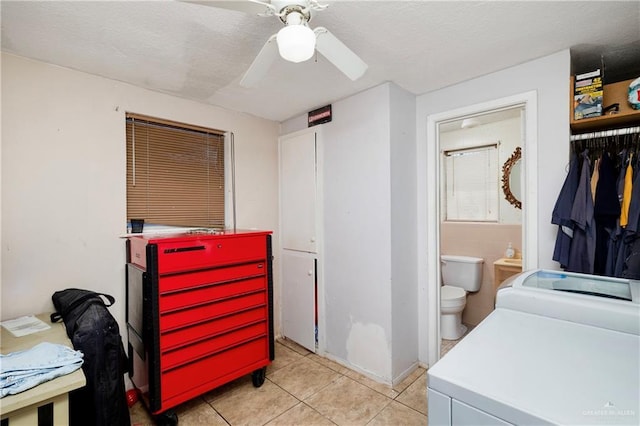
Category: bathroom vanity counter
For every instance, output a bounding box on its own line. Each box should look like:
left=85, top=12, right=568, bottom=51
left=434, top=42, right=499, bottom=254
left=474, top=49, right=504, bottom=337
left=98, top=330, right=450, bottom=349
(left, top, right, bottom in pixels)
left=493, top=258, right=522, bottom=290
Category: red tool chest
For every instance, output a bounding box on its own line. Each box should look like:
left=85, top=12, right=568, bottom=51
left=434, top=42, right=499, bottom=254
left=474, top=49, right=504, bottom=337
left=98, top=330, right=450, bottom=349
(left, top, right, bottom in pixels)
left=125, top=230, right=273, bottom=424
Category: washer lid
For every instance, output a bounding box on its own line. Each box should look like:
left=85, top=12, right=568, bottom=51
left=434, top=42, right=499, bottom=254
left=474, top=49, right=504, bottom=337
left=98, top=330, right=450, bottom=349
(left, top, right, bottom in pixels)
left=428, top=308, right=640, bottom=425
left=441, top=285, right=466, bottom=300
left=523, top=270, right=632, bottom=301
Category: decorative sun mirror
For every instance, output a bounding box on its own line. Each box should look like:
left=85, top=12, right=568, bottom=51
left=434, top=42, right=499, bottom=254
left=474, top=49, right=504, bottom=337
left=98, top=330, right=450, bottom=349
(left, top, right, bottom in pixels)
left=502, top=146, right=522, bottom=209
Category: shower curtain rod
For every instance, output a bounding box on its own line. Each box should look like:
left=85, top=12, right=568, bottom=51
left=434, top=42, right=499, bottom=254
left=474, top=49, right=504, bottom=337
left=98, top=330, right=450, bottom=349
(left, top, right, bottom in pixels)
left=570, top=125, right=640, bottom=141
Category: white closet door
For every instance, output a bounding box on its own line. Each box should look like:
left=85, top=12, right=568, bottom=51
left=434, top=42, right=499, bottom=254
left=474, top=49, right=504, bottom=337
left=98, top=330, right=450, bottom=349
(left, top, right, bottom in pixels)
left=280, top=132, right=317, bottom=253
left=281, top=250, right=316, bottom=352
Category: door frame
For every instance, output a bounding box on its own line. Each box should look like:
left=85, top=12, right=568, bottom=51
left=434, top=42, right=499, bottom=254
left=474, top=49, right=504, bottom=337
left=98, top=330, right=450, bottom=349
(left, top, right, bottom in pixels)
left=424, top=91, right=538, bottom=366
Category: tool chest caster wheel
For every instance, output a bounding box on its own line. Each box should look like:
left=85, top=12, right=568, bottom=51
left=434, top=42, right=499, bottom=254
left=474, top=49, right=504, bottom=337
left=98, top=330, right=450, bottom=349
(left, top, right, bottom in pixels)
left=252, top=367, right=267, bottom=387
left=155, top=410, right=178, bottom=426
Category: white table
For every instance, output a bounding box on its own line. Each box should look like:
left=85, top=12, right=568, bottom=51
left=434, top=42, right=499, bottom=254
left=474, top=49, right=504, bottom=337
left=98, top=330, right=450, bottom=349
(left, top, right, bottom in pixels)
left=1, top=313, right=86, bottom=426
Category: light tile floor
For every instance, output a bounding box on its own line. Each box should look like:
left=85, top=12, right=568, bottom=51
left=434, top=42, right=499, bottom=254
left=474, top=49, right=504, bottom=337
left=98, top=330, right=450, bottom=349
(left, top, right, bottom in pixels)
left=129, top=332, right=470, bottom=426
left=440, top=324, right=474, bottom=358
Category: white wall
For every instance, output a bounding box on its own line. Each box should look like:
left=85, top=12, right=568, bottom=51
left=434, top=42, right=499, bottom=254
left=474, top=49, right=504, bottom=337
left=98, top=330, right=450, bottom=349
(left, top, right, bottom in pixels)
left=323, top=84, right=393, bottom=381
left=1, top=54, right=280, bottom=337
left=389, top=84, right=418, bottom=382
left=440, top=116, right=522, bottom=224
left=2, top=47, right=574, bottom=382
left=416, top=50, right=571, bottom=363
left=281, top=83, right=418, bottom=384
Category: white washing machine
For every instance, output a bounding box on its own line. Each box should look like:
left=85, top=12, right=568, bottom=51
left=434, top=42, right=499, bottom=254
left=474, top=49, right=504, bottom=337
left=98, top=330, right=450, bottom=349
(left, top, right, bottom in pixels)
left=427, top=269, right=640, bottom=425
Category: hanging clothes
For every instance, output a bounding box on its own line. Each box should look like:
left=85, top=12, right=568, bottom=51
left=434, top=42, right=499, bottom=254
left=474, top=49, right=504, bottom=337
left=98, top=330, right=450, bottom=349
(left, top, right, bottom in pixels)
left=593, top=152, right=621, bottom=275
left=567, top=152, right=596, bottom=273
left=625, top=158, right=640, bottom=235
left=605, top=149, right=628, bottom=277
left=622, top=156, right=640, bottom=279
left=560, top=127, right=640, bottom=276
left=590, top=157, right=600, bottom=202
left=552, top=151, right=580, bottom=268
left=617, top=149, right=628, bottom=204
left=607, top=224, right=625, bottom=277
left=622, top=164, right=640, bottom=279
left=620, top=153, right=633, bottom=227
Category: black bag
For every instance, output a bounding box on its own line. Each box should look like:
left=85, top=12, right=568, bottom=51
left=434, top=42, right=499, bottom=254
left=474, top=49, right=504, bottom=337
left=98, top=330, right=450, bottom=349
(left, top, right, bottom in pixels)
left=51, top=289, right=130, bottom=426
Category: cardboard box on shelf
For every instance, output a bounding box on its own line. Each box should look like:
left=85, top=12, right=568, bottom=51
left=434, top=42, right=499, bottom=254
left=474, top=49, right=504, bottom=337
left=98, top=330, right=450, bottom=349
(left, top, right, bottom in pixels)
left=574, top=68, right=603, bottom=120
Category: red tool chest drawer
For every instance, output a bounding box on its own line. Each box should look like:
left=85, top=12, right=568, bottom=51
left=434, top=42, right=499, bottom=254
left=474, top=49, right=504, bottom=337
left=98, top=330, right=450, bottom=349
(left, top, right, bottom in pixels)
left=160, top=306, right=267, bottom=350
left=130, top=233, right=266, bottom=273
left=125, top=230, right=273, bottom=421
left=161, top=338, right=268, bottom=408
left=159, top=276, right=266, bottom=313
left=161, top=321, right=267, bottom=369
left=160, top=291, right=267, bottom=331
left=158, top=262, right=266, bottom=293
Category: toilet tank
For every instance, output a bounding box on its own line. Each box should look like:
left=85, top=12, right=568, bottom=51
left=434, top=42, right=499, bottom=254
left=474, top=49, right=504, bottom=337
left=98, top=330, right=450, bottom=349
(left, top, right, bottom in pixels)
left=441, top=255, right=484, bottom=292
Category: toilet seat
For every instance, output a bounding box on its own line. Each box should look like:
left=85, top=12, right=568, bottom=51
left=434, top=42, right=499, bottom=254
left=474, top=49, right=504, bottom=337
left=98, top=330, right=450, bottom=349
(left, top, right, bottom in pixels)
left=441, top=285, right=466, bottom=302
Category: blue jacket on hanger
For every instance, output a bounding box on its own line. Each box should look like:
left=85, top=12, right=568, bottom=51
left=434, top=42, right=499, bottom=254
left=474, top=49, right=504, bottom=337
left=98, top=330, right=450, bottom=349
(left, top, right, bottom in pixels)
left=552, top=151, right=580, bottom=268
left=567, top=152, right=596, bottom=274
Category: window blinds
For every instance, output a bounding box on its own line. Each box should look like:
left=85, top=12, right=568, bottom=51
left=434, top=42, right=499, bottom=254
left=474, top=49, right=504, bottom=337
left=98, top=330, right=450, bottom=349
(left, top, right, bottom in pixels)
left=444, top=144, right=499, bottom=221
left=126, top=114, right=225, bottom=228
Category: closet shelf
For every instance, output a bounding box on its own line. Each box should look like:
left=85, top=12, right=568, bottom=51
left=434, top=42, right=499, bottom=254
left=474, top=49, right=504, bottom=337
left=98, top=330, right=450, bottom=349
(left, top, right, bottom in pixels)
left=570, top=77, right=640, bottom=133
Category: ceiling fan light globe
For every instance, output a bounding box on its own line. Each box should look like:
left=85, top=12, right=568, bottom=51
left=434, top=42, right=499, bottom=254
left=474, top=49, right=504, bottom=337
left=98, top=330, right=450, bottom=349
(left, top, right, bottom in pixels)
left=277, top=25, right=316, bottom=63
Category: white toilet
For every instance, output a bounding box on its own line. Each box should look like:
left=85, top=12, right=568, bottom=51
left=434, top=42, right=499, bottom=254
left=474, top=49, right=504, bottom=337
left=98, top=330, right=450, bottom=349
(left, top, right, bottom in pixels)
left=440, top=255, right=484, bottom=340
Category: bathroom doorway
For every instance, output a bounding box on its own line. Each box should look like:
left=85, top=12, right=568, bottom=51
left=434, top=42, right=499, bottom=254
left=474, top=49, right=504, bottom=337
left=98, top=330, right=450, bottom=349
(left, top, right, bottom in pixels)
left=425, top=92, right=538, bottom=366
left=439, top=108, right=523, bottom=335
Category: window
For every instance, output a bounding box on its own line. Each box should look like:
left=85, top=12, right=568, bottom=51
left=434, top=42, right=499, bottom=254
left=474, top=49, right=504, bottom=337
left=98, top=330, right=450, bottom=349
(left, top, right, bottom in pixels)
left=126, top=114, right=226, bottom=228
left=443, top=144, right=499, bottom=221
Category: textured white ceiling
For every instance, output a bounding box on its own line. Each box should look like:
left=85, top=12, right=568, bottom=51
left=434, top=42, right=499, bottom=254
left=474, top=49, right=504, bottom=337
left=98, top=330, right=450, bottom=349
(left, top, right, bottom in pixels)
left=2, top=1, right=639, bottom=122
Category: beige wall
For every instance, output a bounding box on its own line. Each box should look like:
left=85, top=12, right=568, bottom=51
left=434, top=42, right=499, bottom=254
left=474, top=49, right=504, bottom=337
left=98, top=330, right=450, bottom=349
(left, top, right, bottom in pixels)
left=1, top=54, right=280, bottom=335
left=440, top=222, right=522, bottom=326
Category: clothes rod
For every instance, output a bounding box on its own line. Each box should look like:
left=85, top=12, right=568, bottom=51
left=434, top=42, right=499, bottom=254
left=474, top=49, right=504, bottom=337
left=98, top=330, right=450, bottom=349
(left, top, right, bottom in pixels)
left=570, top=125, right=640, bottom=141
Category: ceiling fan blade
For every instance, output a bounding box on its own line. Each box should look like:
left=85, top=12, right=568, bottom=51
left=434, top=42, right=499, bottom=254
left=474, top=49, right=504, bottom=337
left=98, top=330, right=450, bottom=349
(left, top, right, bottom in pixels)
left=314, top=27, right=368, bottom=81
left=181, top=1, right=274, bottom=15
left=240, top=34, right=278, bottom=87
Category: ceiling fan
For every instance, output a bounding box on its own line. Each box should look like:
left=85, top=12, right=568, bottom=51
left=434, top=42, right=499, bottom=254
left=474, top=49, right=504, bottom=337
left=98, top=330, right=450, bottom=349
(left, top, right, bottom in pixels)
left=186, top=0, right=368, bottom=87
